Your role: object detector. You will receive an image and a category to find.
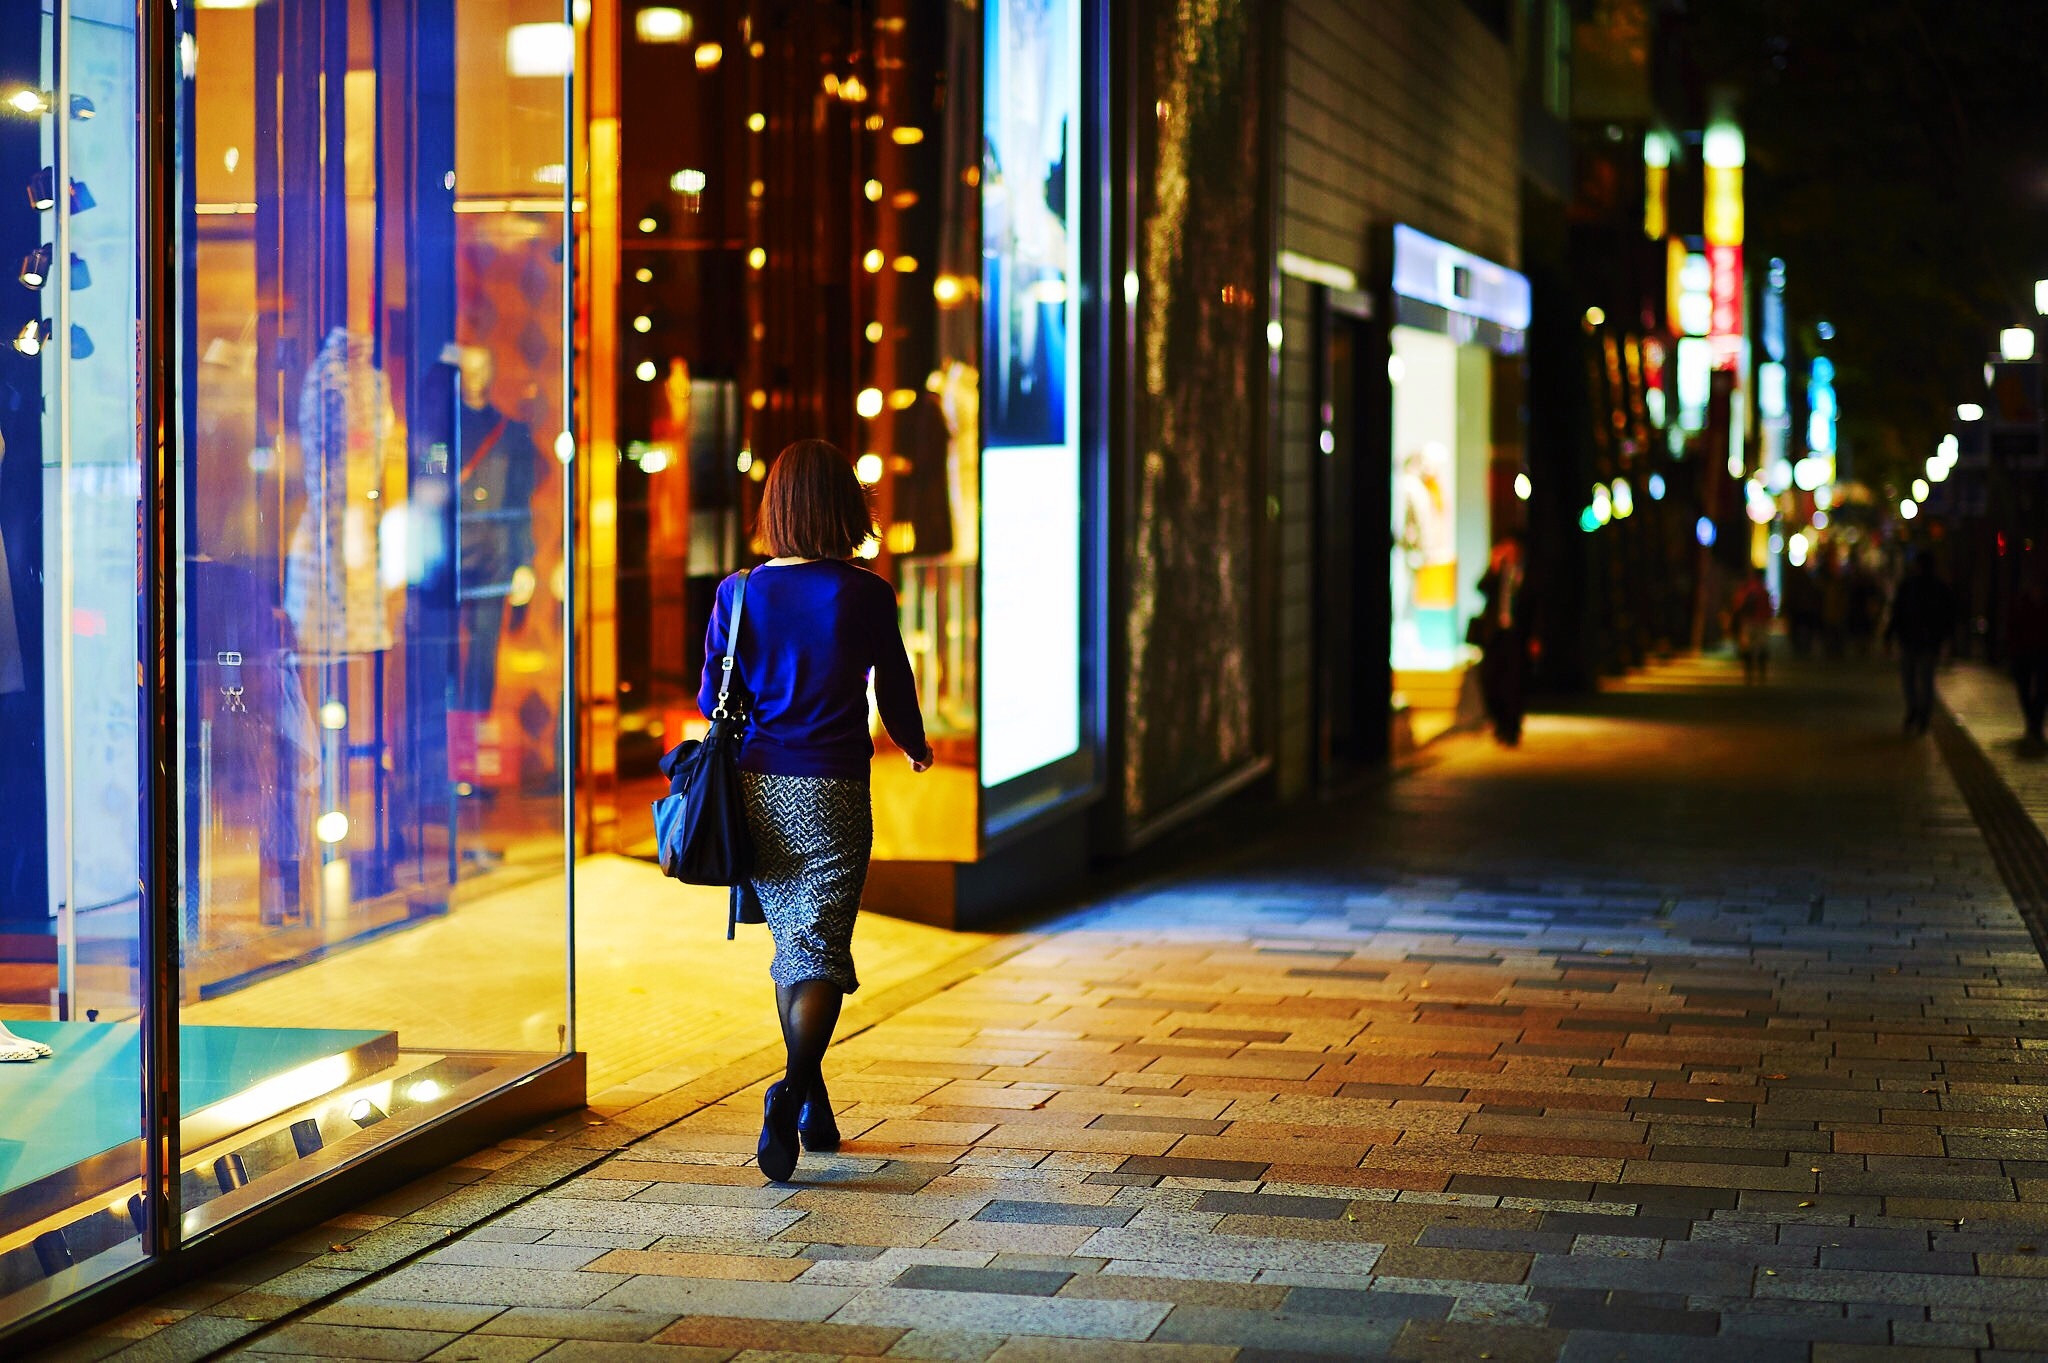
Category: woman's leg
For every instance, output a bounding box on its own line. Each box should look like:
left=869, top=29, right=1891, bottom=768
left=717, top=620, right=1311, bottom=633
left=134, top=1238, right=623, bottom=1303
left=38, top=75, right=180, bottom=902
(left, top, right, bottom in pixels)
left=776, top=977, right=844, bottom=1094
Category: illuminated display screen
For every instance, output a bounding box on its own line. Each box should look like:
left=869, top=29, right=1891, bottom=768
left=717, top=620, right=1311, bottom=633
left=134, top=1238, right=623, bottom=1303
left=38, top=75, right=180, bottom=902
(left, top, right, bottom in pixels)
left=979, top=0, right=1082, bottom=790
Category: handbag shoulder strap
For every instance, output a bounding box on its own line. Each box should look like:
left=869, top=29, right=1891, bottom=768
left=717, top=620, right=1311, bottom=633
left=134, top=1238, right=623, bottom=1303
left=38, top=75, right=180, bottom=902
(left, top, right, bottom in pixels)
left=713, top=569, right=749, bottom=718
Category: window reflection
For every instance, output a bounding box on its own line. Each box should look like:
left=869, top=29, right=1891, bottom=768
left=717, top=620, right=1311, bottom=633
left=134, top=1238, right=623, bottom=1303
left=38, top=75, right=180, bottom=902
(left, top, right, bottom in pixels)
left=0, top=0, right=149, bottom=1321
left=600, top=0, right=982, bottom=861
left=172, top=0, right=570, bottom=1244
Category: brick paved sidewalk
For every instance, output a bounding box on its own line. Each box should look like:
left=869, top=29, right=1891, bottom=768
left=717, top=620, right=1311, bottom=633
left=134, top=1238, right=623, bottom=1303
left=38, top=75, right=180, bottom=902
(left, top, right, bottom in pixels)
left=53, top=658, right=2048, bottom=1362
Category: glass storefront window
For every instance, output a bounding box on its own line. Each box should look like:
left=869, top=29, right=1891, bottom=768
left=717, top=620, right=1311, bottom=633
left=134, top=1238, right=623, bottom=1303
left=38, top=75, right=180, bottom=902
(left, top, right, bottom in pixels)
left=596, top=0, right=990, bottom=863
left=591, top=0, right=1100, bottom=869
left=1, top=0, right=150, bottom=1320
left=172, top=0, right=573, bottom=1241
left=3, top=0, right=577, bottom=1334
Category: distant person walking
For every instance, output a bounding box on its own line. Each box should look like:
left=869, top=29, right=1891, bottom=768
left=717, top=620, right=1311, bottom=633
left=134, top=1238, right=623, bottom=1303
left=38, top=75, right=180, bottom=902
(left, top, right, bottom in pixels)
left=1474, top=537, right=1530, bottom=746
left=2009, top=552, right=2048, bottom=749
left=1729, top=569, right=1774, bottom=684
left=1885, top=551, right=1957, bottom=735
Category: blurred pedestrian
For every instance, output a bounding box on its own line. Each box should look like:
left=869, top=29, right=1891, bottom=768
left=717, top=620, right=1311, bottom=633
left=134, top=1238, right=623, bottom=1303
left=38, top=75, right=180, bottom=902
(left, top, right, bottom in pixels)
left=2010, top=552, right=2048, bottom=749
left=1783, top=560, right=1822, bottom=657
left=1729, top=569, right=1774, bottom=684
left=1474, top=536, right=1530, bottom=746
left=1820, top=555, right=1849, bottom=658
left=1848, top=566, right=1883, bottom=657
left=1885, top=551, right=1957, bottom=736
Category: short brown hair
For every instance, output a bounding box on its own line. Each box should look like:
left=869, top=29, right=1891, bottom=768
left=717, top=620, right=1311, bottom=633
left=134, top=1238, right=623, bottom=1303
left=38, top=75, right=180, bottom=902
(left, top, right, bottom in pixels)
left=759, top=439, right=874, bottom=560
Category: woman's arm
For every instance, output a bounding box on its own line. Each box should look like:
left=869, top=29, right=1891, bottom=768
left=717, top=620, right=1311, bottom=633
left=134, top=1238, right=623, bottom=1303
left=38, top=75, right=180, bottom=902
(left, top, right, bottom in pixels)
left=870, top=582, right=932, bottom=765
left=697, top=577, right=732, bottom=717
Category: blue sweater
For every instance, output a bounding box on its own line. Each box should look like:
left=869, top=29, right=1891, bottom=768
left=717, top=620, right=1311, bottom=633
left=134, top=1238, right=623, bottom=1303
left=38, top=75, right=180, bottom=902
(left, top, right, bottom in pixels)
left=697, top=559, right=931, bottom=780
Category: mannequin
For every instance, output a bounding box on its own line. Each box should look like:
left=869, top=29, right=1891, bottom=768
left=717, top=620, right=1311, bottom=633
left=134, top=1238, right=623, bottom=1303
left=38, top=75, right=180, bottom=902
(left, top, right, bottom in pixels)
left=0, top=1020, right=51, bottom=1063
left=453, top=346, right=539, bottom=713
left=284, top=328, right=397, bottom=658
left=936, top=360, right=980, bottom=562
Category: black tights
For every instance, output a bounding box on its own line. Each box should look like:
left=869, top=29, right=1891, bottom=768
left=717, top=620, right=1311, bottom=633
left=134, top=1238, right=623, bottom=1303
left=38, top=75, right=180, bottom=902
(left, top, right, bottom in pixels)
left=775, top=979, right=843, bottom=1096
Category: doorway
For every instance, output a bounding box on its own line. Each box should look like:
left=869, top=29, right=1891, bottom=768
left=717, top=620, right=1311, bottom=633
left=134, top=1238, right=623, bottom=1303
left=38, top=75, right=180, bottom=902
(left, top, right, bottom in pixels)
left=1310, top=287, right=1388, bottom=787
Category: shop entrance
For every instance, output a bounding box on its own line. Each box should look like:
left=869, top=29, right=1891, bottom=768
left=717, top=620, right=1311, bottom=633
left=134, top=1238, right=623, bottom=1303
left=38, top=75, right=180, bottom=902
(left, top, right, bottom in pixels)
left=1310, top=288, right=1389, bottom=786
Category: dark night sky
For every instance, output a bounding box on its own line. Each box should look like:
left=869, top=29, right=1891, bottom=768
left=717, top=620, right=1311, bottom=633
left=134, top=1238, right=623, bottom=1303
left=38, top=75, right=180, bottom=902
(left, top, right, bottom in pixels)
left=1675, top=0, right=2048, bottom=491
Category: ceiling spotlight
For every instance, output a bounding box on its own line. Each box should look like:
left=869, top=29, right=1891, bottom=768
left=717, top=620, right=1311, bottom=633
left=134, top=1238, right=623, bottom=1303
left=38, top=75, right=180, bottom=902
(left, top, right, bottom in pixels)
left=346, top=1098, right=386, bottom=1128
left=4, top=89, right=52, bottom=117
left=69, top=324, right=92, bottom=360
left=633, top=6, right=690, bottom=43
left=67, top=178, right=94, bottom=214
left=19, top=245, right=52, bottom=289
left=28, top=167, right=55, bottom=211
left=12, top=319, right=51, bottom=356
left=69, top=94, right=93, bottom=120
left=67, top=253, right=89, bottom=290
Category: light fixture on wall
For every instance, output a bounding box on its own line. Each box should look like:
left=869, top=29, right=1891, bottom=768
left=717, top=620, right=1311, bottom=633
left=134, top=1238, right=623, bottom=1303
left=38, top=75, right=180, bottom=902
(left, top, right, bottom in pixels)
left=4, top=89, right=51, bottom=116
left=505, top=22, right=574, bottom=77
left=27, top=168, right=56, bottom=211
left=69, top=324, right=93, bottom=359
left=69, top=95, right=93, bottom=120
left=11, top=319, right=51, bottom=356
left=18, top=245, right=51, bottom=289
left=635, top=7, right=691, bottom=43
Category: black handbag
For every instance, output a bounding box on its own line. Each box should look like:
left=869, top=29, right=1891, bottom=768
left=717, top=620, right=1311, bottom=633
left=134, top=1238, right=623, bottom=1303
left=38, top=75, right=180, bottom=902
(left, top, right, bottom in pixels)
left=652, top=570, right=759, bottom=937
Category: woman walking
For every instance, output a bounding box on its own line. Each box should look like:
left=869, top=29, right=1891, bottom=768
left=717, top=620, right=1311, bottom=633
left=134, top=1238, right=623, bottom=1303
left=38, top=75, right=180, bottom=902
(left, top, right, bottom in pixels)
left=698, top=440, right=933, bottom=1182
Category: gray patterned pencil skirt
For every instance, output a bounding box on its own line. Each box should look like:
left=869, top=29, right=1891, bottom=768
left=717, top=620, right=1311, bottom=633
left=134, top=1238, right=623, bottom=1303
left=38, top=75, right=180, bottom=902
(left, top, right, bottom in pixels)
left=739, top=772, right=872, bottom=993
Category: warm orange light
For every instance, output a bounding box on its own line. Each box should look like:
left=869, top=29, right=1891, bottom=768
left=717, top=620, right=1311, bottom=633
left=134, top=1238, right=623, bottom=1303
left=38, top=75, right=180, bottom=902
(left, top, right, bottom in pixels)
left=889, top=126, right=924, bottom=145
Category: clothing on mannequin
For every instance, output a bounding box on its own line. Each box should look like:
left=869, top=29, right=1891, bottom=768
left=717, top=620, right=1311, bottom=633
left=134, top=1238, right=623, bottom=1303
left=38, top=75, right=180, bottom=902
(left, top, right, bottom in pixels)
left=454, top=346, right=539, bottom=713
left=937, top=361, right=980, bottom=562
left=284, top=329, right=398, bottom=658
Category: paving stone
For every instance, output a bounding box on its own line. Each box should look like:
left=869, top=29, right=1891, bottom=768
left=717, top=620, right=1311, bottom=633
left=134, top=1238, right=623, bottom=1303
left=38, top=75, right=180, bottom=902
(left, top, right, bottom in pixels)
left=831, top=1286, right=1170, bottom=1339
left=891, top=1266, right=1072, bottom=1296
left=1281, top=1287, right=1453, bottom=1319
left=971, top=1200, right=1138, bottom=1227
left=1149, top=1306, right=1402, bottom=1356
left=473, top=1308, right=679, bottom=1343
left=651, top=1316, right=905, bottom=1354
left=420, top=1336, right=558, bottom=1363
left=1555, top=1332, right=1806, bottom=1362
left=241, top=1322, right=461, bottom=1359
left=590, top=1279, right=860, bottom=1320
left=1114, top=1156, right=1270, bottom=1182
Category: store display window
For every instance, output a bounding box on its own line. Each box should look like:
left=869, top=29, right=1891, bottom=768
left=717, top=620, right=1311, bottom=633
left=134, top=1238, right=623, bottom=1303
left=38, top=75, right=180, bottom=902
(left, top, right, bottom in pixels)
left=1, top=0, right=578, bottom=1337
left=1384, top=223, right=1529, bottom=743
left=590, top=0, right=1101, bottom=879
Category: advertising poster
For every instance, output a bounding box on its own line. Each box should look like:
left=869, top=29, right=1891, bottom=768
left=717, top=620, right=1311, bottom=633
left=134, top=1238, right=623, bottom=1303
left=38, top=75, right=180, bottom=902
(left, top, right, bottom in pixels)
left=979, top=0, right=1082, bottom=789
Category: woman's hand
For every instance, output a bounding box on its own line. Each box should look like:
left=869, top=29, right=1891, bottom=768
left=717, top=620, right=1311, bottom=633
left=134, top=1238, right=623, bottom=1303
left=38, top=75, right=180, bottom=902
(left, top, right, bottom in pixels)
left=909, top=749, right=933, bottom=773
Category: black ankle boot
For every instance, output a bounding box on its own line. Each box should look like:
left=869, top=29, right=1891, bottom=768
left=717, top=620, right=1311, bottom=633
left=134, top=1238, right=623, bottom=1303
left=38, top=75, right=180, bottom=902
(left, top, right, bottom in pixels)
left=757, top=1080, right=802, bottom=1182
left=799, top=1078, right=840, bottom=1153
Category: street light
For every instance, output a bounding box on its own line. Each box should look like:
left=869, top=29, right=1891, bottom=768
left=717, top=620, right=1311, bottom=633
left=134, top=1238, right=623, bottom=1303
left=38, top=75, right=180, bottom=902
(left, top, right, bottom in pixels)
left=2001, top=327, right=2036, bottom=362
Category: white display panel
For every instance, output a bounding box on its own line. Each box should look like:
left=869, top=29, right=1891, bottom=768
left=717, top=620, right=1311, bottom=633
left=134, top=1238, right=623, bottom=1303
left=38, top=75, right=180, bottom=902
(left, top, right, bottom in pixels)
left=979, top=0, right=1083, bottom=792
left=979, top=445, right=1081, bottom=787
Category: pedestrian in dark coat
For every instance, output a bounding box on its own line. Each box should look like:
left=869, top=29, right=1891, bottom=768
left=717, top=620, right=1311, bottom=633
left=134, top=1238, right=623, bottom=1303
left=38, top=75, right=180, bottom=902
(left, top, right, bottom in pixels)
left=1886, top=552, right=1957, bottom=735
